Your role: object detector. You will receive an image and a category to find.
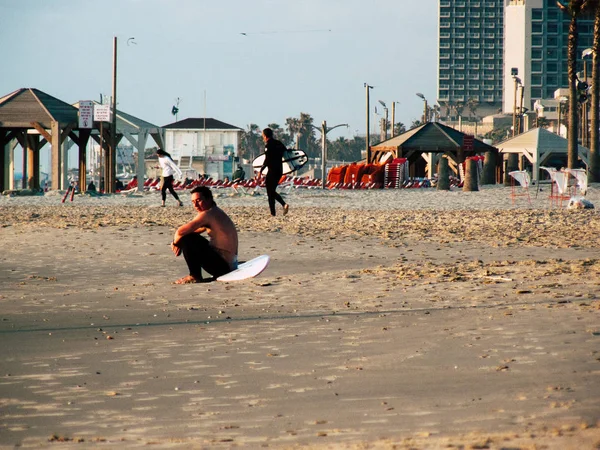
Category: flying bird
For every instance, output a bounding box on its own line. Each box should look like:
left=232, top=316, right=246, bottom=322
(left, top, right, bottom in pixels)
left=127, top=37, right=137, bottom=46
left=240, top=29, right=331, bottom=36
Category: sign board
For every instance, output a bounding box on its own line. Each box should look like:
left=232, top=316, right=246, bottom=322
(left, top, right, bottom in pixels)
left=463, top=134, right=474, bottom=151
left=79, top=101, right=94, bottom=128
left=94, top=104, right=112, bottom=122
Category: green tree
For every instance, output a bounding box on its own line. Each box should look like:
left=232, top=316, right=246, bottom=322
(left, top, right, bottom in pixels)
left=483, top=124, right=512, bottom=145
left=287, top=113, right=319, bottom=157
left=393, top=122, right=406, bottom=136
left=240, top=123, right=262, bottom=160
left=557, top=0, right=591, bottom=168
left=327, top=136, right=364, bottom=161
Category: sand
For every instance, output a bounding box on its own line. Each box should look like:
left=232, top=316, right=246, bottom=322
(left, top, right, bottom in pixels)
left=0, top=184, right=599, bottom=449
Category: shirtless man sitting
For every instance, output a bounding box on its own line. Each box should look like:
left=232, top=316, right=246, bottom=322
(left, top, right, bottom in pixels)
left=171, top=186, right=238, bottom=284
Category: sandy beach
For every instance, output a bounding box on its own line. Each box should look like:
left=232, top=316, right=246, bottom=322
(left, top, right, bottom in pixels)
left=0, top=184, right=599, bottom=449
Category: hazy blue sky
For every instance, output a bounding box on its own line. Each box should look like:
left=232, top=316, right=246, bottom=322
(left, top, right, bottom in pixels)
left=1, top=0, right=438, bottom=141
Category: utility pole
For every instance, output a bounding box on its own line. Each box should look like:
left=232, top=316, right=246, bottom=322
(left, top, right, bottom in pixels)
left=364, top=83, right=373, bottom=163
left=314, top=121, right=349, bottom=189
left=109, top=36, right=118, bottom=193
left=391, top=101, right=399, bottom=137
left=512, top=75, right=520, bottom=137
left=378, top=100, right=388, bottom=141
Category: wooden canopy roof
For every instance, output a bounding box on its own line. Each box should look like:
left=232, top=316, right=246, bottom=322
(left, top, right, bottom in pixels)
left=0, top=88, right=79, bottom=128
left=372, top=122, right=497, bottom=154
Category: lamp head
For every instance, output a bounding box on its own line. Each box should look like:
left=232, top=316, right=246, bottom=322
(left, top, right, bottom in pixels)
left=378, top=100, right=386, bottom=108
left=416, top=93, right=425, bottom=100
left=583, top=48, right=593, bottom=58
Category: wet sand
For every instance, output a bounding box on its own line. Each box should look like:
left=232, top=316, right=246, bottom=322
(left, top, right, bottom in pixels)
left=0, top=185, right=599, bottom=448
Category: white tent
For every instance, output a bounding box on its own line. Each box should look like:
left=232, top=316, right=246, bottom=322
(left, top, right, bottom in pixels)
left=496, top=127, right=589, bottom=181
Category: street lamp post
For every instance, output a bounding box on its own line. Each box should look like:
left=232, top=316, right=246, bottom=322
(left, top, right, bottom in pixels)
left=364, top=83, right=374, bottom=162
left=512, top=75, right=522, bottom=137
left=416, top=93, right=428, bottom=124
left=391, top=101, right=400, bottom=137
left=378, top=100, right=389, bottom=141
left=313, top=120, right=349, bottom=189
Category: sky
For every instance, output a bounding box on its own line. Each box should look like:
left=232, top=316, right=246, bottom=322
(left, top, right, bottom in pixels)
left=0, top=0, right=438, bottom=154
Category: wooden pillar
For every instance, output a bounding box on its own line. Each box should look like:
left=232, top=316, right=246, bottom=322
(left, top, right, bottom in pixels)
left=0, top=132, right=7, bottom=192
left=463, top=158, right=479, bottom=192
left=437, top=156, right=450, bottom=191
left=482, top=150, right=497, bottom=185
left=78, top=129, right=91, bottom=192
left=504, top=153, right=519, bottom=186
left=26, top=134, right=41, bottom=190
left=50, top=121, right=61, bottom=190
left=137, top=130, right=149, bottom=192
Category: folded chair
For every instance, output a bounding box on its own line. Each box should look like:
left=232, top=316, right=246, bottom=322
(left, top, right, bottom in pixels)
left=564, top=168, right=588, bottom=196
left=508, top=170, right=532, bottom=206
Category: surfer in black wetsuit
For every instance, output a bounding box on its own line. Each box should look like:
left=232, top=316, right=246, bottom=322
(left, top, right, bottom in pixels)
left=259, top=127, right=289, bottom=216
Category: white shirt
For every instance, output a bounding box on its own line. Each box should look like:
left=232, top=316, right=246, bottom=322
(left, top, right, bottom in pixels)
left=158, top=156, right=182, bottom=178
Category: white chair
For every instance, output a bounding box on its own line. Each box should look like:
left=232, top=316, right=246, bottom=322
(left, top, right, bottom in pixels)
left=508, top=170, right=531, bottom=206
left=564, top=168, right=588, bottom=196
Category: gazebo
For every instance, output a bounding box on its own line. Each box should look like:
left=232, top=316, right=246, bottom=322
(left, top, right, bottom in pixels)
left=0, top=88, right=164, bottom=193
left=370, top=122, right=498, bottom=179
left=0, top=88, right=82, bottom=192
left=495, top=127, right=590, bottom=181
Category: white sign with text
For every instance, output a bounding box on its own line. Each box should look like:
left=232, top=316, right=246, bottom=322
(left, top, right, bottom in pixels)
left=94, top=104, right=112, bottom=122
left=78, top=101, right=94, bottom=128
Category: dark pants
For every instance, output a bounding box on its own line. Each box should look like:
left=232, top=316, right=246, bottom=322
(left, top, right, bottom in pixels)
left=266, top=172, right=286, bottom=216
left=161, top=175, right=181, bottom=202
left=178, top=234, right=231, bottom=280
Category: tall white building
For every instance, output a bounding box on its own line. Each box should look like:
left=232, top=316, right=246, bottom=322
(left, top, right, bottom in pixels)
left=503, top=0, right=595, bottom=114
left=437, top=0, right=506, bottom=120
left=438, top=0, right=596, bottom=121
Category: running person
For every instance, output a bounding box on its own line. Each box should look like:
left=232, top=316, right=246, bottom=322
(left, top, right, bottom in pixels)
left=171, top=186, right=238, bottom=283
left=259, top=127, right=289, bottom=216
left=157, top=149, right=183, bottom=207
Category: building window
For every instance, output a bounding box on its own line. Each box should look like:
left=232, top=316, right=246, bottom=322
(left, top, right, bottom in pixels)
left=547, top=22, right=558, bottom=34
left=547, top=61, right=558, bottom=72
left=532, top=75, right=542, bottom=86
left=531, top=88, right=542, bottom=99
left=532, top=48, right=543, bottom=59
left=547, top=75, right=558, bottom=86
left=532, top=61, right=543, bottom=72
left=532, top=23, right=543, bottom=34
left=532, top=9, right=543, bottom=21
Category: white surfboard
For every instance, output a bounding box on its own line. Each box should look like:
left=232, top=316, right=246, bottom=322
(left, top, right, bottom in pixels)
left=216, top=255, right=270, bottom=282
left=252, top=149, right=308, bottom=175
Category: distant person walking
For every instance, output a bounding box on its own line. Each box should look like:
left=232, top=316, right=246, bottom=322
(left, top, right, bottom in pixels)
left=259, top=128, right=289, bottom=216
left=157, top=149, right=183, bottom=207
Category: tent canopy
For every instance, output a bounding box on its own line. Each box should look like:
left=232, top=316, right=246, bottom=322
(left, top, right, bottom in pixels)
left=370, top=122, right=497, bottom=179
left=496, top=127, right=589, bottom=180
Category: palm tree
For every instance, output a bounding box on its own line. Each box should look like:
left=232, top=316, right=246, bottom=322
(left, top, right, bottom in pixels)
left=557, top=0, right=591, bottom=168
left=240, top=123, right=262, bottom=160
left=585, top=0, right=600, bottom=181
left=285, top=116, right=302, bottom=148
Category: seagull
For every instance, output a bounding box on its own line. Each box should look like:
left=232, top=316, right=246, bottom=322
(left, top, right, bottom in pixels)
left=127, top=37, right=137, bottom=46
